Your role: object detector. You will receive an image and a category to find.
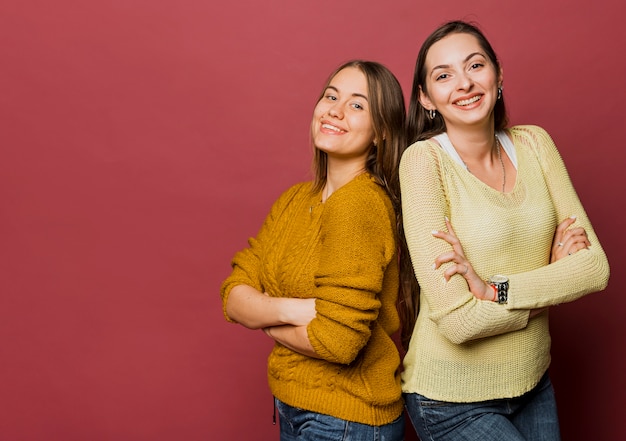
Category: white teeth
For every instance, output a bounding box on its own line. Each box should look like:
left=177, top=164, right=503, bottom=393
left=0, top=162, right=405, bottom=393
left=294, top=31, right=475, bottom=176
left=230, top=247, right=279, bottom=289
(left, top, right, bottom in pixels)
left=322, top=123, right=342, bottom=132
left=455, top=95, right=481, bottom=106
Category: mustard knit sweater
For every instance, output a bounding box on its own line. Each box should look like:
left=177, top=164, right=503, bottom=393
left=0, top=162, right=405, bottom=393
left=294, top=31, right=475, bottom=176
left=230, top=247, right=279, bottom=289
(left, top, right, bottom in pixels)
left=399, top=125, right=610, bottom=402
left=221, top=173, right=404, bottom=425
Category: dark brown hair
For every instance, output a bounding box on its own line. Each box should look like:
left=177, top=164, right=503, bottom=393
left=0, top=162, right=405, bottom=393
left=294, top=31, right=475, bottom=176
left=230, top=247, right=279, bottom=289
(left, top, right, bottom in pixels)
left=406, top=20, right=509, bottom=144
left=399, top=21, right=510, bottom=350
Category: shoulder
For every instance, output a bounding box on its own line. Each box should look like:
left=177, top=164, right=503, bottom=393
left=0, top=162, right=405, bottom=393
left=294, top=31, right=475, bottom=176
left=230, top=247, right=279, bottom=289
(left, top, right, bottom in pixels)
left=401, top=138, right=444, bottom=165
left=401, top=139, right=441, bottom=161
left=508, top=125, right=556, bottom=147
left=321, top=176, right=396, bottom=256
left=274, top=181, right=313, bottom=204
left=329, top=174, right=392, bottom=214
left=324, top=174, right=395, bottom=230
left=400, top=138, right=445, bottom=179
left=508, top=125, right=562, bottom=159
left=267, top=181, right=314, bottom=217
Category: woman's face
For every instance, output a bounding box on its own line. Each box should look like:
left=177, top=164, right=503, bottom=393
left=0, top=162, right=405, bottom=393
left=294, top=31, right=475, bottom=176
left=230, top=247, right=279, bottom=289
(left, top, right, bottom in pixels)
left=311, top=67, right=376, bottom=163
left=420, top=32, right=501, bottom=130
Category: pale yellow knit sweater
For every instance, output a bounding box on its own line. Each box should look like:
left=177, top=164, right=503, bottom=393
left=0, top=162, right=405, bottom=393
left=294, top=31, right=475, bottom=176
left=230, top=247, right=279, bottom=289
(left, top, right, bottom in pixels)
left=221, top=173, right=404, bottom=425
left=399, top=125, right=610, bottom=402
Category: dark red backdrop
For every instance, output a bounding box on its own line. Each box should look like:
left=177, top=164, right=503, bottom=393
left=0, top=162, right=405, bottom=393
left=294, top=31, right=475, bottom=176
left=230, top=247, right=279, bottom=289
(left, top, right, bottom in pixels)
left=1, top=1, right=624, bottom=440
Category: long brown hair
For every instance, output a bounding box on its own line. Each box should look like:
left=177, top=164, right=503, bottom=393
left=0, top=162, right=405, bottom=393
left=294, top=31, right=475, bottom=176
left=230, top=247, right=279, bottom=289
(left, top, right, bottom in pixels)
left=311, top=61, right=412, bottom=350
left=399, top=21, right=511, bottom=350
left=406, top=20, right=509, bottom=144
left=311, top=60, right=407, bottom=213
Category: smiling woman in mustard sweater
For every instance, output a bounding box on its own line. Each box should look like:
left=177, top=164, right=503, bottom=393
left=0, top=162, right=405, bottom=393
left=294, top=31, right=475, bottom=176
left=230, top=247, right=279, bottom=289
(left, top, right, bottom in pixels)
left=221, top=60, right=407, bottom=440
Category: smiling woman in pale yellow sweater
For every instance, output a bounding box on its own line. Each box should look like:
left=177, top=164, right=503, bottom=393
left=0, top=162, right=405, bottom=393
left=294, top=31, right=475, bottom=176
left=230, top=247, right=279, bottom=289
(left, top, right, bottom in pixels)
left=399, top=21, right=610, bottom=441
left=221, top=60, right=407, bottom=440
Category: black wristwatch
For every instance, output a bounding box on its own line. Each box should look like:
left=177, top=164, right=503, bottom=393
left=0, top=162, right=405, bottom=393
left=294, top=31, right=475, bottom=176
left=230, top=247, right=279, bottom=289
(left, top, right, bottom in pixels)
left=488, top=275, right=509, bottom=304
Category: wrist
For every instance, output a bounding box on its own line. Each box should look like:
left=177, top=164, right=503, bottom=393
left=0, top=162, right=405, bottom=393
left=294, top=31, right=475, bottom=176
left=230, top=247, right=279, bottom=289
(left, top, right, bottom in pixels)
left=277, top=298, right=295, bottom=325
left=488, top=275, right=509, bottom=304
left=488, top=283, right=498, bottom=302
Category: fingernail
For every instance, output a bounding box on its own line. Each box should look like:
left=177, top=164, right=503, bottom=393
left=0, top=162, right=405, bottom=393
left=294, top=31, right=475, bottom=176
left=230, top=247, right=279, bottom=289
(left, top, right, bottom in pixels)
left=431, top=230, right=438, bottom=235
left=432, top=263, right=436, bottom=270
left=570, top=215, right=577, bottom=220
left=445, top=216, right=449, bottom=222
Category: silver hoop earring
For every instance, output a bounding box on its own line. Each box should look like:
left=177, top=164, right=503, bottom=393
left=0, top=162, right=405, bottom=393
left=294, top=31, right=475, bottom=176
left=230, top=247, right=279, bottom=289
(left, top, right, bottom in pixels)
left=497, top=87, right=502, bottom=100
left=428, top=109, right=436, bottom=120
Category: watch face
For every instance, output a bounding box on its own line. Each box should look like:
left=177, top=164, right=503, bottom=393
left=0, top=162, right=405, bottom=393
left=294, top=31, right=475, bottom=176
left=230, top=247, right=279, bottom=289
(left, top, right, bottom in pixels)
left=490, top=275, right=508, bottom=284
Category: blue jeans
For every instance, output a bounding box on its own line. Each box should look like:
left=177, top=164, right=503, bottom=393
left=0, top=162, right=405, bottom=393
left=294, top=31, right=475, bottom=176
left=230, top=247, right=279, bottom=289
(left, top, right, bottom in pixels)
left=404, top=372, right=561, bottom=441
left=275, top=398, right=405, bottom=441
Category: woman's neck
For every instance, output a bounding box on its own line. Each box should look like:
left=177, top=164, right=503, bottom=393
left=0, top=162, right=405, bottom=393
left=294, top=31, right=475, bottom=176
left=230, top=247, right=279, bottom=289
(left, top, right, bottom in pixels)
left=323, top=159, right=366, bottom=202
left=446, top=124, right=497, bottom=160
left=443, top=124, right=511, bottom=193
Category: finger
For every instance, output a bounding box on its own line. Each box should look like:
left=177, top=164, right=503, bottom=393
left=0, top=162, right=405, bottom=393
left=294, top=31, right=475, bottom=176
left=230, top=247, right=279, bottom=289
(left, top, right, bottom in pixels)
left=569, top=235, right=591, bottom=250
left=562, top=227, right=587, bottom=241
left=555, top=216, right=577, bottom=242
left=460, top=263, right=469, bottom=276
left=432, top=231, right=466, bottom=259
left=445, top=217, right=457, bottom=236
left=432, top=229, right=461, bottom=247
left=442, top=263, right=468, bottom=281
left=562, top=228, right=591, bottom=249
left=433, top=251, right=460, bottom=269
left=444, top=219, right=464, bottom=250
left=555, top=217, right=575, bottom=235
left=565, top=240, right=588, bottom=256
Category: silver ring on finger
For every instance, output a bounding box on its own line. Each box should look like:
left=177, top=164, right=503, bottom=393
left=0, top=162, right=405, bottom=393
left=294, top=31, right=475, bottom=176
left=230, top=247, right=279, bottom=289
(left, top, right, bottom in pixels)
left=557, top=242, right=564, bottom=247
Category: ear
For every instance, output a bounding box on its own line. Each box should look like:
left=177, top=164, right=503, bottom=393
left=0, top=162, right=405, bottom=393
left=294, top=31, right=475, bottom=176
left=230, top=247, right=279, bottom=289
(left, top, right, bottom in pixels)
left=418, top=85, right=434, bottom=111
left=497, top=64, right=504, bottom=89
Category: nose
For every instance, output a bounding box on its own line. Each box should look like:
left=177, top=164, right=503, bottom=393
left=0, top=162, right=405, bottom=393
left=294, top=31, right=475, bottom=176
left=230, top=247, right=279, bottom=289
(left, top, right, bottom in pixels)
left=327, top=101, right=344, bottom=118
left=457, top=71, right=473, bottom=90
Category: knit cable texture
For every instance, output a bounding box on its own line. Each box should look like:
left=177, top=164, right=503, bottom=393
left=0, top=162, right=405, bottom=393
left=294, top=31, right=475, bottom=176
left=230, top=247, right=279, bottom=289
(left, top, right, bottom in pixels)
left=221, top=173, right=404, bottom=425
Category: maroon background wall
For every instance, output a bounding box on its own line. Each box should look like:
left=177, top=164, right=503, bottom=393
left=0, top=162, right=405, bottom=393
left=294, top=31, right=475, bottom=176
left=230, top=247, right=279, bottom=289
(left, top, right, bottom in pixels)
left=1, top=1, right=624, bottom=440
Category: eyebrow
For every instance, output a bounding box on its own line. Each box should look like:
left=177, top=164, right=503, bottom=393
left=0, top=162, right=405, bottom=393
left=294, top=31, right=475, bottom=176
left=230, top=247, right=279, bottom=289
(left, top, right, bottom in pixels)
left=430, top=52, right=486, bottom=73
left=325, top=85, right=369, bottom=101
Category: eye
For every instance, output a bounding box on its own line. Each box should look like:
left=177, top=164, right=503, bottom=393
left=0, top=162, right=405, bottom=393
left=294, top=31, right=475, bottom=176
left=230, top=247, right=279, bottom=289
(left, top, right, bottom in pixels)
left=470, top=63, right=484, bottom=70
left=435, top=73, right=449, bottom=81
left=325, top=94, right=337, bottom=101
left=351, top=102, right=364, bottom=110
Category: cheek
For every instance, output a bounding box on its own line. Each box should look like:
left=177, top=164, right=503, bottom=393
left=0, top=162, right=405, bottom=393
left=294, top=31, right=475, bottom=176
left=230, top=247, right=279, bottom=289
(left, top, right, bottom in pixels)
left=310, top=106, right=323, bottom=132
left=357, top=117, right=375, bottom=138
left=312, top=102, right=326, bottom=117
left=310, top=119, right=317, bottom=139
left=428, top=87, right=448, bottom=105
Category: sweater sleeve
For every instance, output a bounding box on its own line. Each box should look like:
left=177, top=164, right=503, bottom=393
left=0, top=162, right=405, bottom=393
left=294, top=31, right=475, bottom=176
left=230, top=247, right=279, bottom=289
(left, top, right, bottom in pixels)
left=400, top=142, right=529, bottom=345
left=220, top=184, right=302, bottom=323
left=505, top=126, right=610, bottom=309
left=307, top=180, right=396, bottom=364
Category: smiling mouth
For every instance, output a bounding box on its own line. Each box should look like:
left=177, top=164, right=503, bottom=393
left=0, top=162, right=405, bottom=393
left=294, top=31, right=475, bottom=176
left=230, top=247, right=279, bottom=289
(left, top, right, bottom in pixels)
left=322, top=123, right=344, bottom=133
left=454, top=95, right=482, bottom=106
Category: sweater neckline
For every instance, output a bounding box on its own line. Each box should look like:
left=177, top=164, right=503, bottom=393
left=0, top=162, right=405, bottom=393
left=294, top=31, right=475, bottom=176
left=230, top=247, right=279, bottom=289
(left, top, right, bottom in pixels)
left=433, top=131, right=518, bottom=171
left=432, top=131, right=519, bottom=195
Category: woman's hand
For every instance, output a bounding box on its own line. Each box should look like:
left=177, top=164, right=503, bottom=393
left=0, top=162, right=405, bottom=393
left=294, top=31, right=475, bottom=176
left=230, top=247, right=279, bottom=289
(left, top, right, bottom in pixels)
left=551, top=216, right=590, bottom=262
left=432, top=218, right=493, bottom=301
